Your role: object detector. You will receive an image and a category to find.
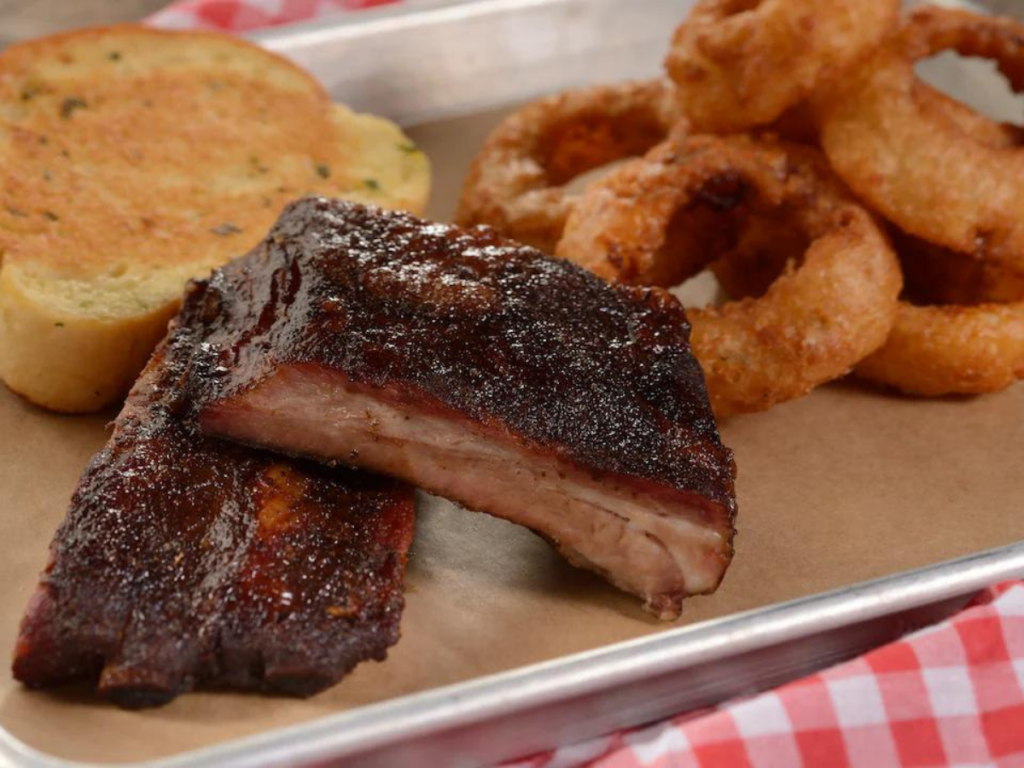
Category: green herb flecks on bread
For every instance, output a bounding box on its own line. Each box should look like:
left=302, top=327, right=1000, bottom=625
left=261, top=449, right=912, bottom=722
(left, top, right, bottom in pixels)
left=0, top=25, right=430, bottom=412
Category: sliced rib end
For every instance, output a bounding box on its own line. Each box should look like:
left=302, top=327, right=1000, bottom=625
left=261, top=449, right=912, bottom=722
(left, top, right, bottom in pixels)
left=201, top=365, right=735, bottom=619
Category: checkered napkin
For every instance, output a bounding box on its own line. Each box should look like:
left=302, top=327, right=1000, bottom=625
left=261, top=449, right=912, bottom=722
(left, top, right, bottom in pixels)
left=148, top=2, right=1024, bottom=765
left=510, top=583, right=1024, bottom=768
left=147, top=0, right=403, bottom=32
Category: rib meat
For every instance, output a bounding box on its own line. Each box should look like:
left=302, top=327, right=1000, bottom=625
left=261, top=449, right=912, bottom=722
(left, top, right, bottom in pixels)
left=13, top=312, right=415, bottom=708
left=188, top=198, right=737, bottom=619
left=182, top=198, right=729, bottom=618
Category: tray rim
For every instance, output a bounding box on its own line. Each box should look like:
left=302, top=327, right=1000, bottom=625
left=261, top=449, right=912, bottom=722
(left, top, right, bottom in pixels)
left=2, top=0, right=1022, bottom=764
left=2, top=542, right=1022, bottom=767
left=245, top=0, right=701, bottom=127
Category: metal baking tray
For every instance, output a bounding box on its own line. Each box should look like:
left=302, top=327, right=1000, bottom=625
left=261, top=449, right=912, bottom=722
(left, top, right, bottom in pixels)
left=1, top=1, right=1022, bottom=765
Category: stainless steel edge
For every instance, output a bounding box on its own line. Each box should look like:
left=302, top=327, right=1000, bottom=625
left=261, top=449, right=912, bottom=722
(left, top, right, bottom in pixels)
left=3, top=543, right=1021, bottom=767
left=248, top=0, right=694, bottom=125
left=142, top=543, right=1024, bottom=766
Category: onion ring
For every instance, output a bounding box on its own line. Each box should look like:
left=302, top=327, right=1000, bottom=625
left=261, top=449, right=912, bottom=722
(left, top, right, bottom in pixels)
left=710, top=217, right=806, bottom=300
left=896, top=228, right=1024, bottom=306
left=454, top=79, right=681, bottom=254
left=854, top=300, right=1024, bottom=396
left=716, top=224, right=1024, bottom=307
left=664, top=0, right=898, bottom=133
left=555, top=135, right=902, bottom=417
left=817, top=6, right=1024, bottom=268
left=716, top=224, right=1024, bottom=395
left=712, top=77, right=1024, bottom=304
left=914, top=81, right=1024, bottom=152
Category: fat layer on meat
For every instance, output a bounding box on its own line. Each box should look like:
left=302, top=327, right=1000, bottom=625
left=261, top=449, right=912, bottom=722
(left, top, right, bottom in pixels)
left=185, top=198, right=738, bottom=619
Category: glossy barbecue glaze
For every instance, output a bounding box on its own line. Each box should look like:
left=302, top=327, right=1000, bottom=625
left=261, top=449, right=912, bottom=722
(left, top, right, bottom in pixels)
left=13, top=316, right=415, bottom=708
left=189, top=199, right=738, bottom=617
left=192, top=198, right=735, bottom=508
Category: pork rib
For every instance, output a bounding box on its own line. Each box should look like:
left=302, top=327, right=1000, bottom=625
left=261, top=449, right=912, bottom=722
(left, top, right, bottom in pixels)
left=13, top=312, right=415, bottom=708
left=189, top=198, right=737, bottom=619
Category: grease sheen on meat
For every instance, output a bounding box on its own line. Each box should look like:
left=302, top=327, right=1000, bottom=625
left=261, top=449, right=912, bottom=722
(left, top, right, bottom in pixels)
left=13, top=312, right=415, bottom=708
left=189, top=198, right=738, bottom=619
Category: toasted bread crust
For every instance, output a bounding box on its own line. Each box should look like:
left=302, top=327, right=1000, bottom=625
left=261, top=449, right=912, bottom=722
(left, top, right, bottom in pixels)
left=0, top=25, right=430, bottom=412
left=0, top=268, right=176, bottom=412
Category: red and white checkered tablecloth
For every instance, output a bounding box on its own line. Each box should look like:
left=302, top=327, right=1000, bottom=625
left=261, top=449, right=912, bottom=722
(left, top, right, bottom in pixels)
left=148, top=1, right=1024, bottom=765
left=507, top=584, right=1024, bottom=768
left=148, top=0, right=403, bottom=32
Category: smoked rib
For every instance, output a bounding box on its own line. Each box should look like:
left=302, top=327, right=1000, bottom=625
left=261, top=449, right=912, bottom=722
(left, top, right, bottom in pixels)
left=185, top=198, right=738, bottom=618
left=13, top=312, right=415, bottom=708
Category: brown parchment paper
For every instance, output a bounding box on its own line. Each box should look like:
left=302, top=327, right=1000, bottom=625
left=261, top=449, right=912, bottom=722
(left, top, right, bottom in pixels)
left=1, top=107, right=1023, bottom=765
